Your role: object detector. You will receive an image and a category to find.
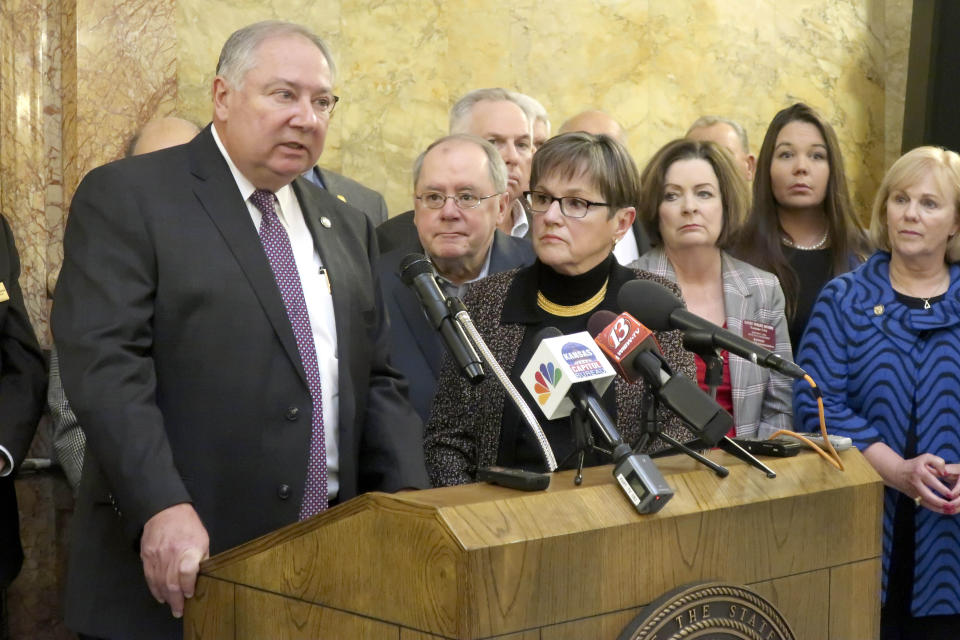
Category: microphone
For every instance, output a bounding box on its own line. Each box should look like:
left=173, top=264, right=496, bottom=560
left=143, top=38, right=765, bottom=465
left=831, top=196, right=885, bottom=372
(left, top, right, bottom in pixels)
left=519, top=327, right=619, bottom=444
left=399, top=253, right=485, bottom=383
left=589, top=310, right=732, bottom=447
left=587, top=310, right=661, bottom=383
left=520, top=325, right=672, bottom=513
left=618, top=280, right=806, bottom=380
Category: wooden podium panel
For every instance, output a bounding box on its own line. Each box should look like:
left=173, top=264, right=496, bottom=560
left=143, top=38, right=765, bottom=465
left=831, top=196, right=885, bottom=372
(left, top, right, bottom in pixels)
left=185, top=449, right=882, bottom=640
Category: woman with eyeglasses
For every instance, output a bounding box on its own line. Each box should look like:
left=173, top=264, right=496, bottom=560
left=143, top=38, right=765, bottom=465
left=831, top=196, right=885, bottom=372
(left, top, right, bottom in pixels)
left=631, top=139, right=793, bottom=440
left=424, top=132, right=695, bottom=487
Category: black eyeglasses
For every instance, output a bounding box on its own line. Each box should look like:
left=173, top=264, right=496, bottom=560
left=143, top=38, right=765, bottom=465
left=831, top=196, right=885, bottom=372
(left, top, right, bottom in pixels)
left=524, top=190, right=610, bottom=218
left=416, top=192, right=501, bottom=210
left=314, top=95, right=340, bottom=115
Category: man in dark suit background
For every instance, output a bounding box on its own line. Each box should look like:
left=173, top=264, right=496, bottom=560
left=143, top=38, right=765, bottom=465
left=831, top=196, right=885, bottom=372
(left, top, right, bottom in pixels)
left=0, top=214, right=46, bottom=634
left=377, top=88, right=535, bottom=253
left=53, top=21, right=427, bottom=639
left=378, top=135, right=534, bottom=423
left=304, top=165, right=389, bottom=225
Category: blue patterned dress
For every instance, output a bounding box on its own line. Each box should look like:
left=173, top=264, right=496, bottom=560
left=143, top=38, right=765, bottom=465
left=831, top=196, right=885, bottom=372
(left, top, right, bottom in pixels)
left=793, top=251, right=960, bottom=617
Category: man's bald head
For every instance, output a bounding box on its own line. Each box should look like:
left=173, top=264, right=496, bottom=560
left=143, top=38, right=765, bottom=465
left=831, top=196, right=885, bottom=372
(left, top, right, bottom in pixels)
left=558, top=110, right=626, bottom=145
left=128, top=117, right=201, bottom=157
left=685, top=116, right=755, bottom=181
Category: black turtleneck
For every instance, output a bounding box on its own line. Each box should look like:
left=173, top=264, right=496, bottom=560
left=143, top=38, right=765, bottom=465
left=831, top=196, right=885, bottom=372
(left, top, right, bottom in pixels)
left=497, top=254, right=640, bottom=472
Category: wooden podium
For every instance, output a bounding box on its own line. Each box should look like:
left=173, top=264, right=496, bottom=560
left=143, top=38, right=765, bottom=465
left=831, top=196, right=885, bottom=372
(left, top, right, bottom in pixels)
left=184, top=449, right=882, bottom=640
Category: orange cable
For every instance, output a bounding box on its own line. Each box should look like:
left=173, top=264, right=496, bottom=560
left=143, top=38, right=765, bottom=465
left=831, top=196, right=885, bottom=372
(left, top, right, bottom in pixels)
left=767, top=374, right=844, bottom=471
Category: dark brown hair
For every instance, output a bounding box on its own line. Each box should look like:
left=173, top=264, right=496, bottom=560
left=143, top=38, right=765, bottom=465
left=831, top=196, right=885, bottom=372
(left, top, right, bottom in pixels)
left=530, top=132, right=641, bottom=218
left=733, top=103, right=869, bottom=317
left=638, top=138, right=749, bottom=249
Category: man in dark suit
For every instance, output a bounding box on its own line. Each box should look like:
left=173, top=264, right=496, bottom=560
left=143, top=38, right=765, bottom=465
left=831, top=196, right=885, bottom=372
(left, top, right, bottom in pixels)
left=304, top=166, right=389, bottom=225
left=0, top=214, right=46, bottom=629
left=378, top=135, right=534, bottom=423
left=377, top=88, right=535, bottom=253
left=53, top=21, right=427, bottom=639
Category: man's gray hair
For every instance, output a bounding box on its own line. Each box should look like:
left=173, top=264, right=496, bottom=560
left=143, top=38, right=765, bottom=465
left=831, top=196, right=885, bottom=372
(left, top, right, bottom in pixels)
left=412, top=134, right=508, bottom=194
left=686, top=115, right=750, bottom=154
left=216, top=21, right=336, bottom=88
left=512, top=92, right=550, bottom=136
left=448, top=88, right=528, bottom=134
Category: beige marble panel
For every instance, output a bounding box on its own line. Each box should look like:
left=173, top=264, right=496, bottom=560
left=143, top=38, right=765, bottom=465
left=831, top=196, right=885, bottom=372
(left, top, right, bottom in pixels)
left=173, top=0, right=907, bottom=220
left=883, top=0, right=912, bottom=167
left=169, top=0, right=909, bottom=221
left=0, top=0, right=63, bottom=342
left=72, top=0, right=177, bottom=184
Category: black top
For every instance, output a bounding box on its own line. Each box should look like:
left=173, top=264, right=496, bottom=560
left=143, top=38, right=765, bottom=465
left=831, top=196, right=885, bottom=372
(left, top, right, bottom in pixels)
left=894, top=291, right=945, bottom=309
left=784, top=246, right=833, bottom=349
left=496, top=255, right=638, bottom=471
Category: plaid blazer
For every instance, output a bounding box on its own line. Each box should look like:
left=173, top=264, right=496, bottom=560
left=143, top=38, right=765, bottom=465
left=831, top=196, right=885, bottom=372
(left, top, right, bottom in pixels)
left=632, top=248, right=794, bottom=438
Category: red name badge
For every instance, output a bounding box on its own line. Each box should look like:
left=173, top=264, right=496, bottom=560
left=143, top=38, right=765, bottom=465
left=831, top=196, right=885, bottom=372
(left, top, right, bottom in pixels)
left=741, top=319, right=777, bottom=352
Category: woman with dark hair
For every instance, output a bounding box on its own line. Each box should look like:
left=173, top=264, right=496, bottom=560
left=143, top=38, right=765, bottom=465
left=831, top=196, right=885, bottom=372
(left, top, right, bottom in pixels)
left=424, top=132, right=694, bottom=487
left=794, top=146, right=960, bottom=638
left=735, top=103, right=870, bottom=347
left=632, top=139, right=792, bottom=439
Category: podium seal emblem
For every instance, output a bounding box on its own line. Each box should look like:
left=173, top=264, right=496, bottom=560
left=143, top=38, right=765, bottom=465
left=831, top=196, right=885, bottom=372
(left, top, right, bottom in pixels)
left=618, top=582, right=795, bottom=640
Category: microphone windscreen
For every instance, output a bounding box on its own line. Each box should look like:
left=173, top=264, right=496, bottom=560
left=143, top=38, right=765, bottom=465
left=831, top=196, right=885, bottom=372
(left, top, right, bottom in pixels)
left=617, top=280, right=683, bottom=331
left=532, top=326, right=563, bottom=343
left=587, top=310, right=618, bottom=339
left=399, top=253, right=435, bottom=285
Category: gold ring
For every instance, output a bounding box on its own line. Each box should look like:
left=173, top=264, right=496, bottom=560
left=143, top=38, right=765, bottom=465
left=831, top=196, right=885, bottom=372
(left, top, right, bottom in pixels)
left=914, top=495, right=923, bottom=507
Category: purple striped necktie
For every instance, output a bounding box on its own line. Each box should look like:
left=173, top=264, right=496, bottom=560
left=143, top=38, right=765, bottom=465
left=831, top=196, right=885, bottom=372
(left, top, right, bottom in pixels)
left=249, top=189, right=328, bottom=518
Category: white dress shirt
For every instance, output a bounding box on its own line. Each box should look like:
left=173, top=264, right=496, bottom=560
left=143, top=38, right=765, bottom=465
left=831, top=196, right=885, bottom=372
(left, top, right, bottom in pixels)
left=507, top=199, right=529, bottom=238
left=212, top=125, right=340, bottom=500
left=613, top=226, right=641, bottom=265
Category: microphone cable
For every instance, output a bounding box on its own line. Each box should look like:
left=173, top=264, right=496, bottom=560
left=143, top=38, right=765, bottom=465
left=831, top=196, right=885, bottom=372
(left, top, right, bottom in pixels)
left=766, top=373, right=844, bottom=471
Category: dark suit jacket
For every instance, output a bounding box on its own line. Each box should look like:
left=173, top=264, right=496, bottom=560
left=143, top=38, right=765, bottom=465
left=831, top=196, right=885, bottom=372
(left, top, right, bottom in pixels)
left=315, top=167, right=388, bottom=225
left=0, top=215, right=46, bottom=588
left=52, top=126, right=428, bottom=639
left=631, top=217, right=652, bottom=256
left=376, top=209, right=420, bottom=255
left=377, top=231, right=535, bottom=422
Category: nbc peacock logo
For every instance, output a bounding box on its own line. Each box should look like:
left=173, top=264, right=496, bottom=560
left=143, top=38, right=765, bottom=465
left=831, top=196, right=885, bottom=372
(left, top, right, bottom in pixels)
left=533, top=362, right=562, bottom=405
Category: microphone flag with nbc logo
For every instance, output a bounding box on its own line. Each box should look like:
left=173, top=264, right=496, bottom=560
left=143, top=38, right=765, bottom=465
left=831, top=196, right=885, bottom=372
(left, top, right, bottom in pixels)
left=520, top=330, right=617, bottom=421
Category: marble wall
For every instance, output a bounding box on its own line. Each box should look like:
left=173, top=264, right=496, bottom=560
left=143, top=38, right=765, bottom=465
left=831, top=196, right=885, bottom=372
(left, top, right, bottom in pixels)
left=0, top=0, right=914, bottom=341
left=174, top=0, right=911, bottom=221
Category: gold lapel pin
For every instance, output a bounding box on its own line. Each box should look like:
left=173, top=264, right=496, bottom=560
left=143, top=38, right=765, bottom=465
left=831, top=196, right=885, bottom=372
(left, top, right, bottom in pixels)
left=336, top=194, right=347, bottom=203
left=320, top=216, right=332, bottom=229
left=873, top=304, right=884, bottom=316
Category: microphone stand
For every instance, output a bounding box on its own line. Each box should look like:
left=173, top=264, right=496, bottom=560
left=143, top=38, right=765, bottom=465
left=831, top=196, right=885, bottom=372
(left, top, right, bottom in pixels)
left=561, top=407, right=602, bottom=486
left=639, top=389, right=729, bottom=477
left=561, top=398, right=675, bottom=514
left=680, top=331, right=777, bottom=478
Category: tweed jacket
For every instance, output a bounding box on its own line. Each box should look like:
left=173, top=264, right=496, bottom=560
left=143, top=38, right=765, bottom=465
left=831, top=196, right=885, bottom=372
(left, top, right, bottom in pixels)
left=794, top=251, right=960, bottom=617
left=425, top=264, right=696, bottom=487
left=633, top=248, right=793, bottom=439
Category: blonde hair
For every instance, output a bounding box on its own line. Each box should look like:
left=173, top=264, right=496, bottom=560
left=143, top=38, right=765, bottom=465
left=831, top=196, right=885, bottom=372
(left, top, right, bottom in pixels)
left=869, top=146, right=960, bottom=263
